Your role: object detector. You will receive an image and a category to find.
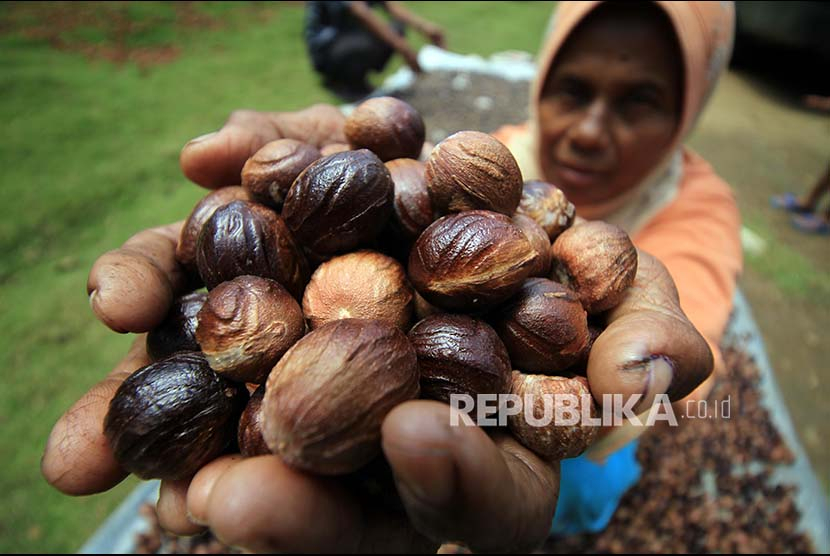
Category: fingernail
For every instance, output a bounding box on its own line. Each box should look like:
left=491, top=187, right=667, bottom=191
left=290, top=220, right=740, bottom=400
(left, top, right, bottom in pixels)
left=186, top=510, right=208, bottom=527
left=88, top=289, right=97, bottom=308
left=626, top=355, right=674, bottom=412
left=390, top=446, right=456, bottom=509
left=185, top=131, right=218, bottom=147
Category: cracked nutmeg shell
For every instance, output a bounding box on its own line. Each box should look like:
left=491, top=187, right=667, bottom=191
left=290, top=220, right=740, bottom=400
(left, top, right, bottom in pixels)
left=344, top=96, right=425, bottom=161
left=146, top=291, right=207, bottom=361
left=302, top=250, right=413, bottom=331
left=241, top=139, right=322, bottom=209
left=196, top=275, right=305, bottom=384
left=492, top=278, right=589, bottom=374
left=425, top=130, right=523, bottom=216
left=282, top=150, right=394, bottom=258
left=408, top=210, right=539, bottom=312
left=550, top=221, right=637, bottom=314
left=262, top=319, right=419, bottom=475
left=176, top=186, right=252, bottom=274
left=104, top=351, right=249, bottom=481
left=409, top=314, right=512, bottom=415
left=508, top=371, right=598, bottom=461
left=238, top=384, right=271, bottom=457
left=516, top=180, right=575, bottom=241
left=196, top=200, right=309, bottom=299
left=386, top=158, right=434, bottom=241
left=513, top=214, right=552, bottom=277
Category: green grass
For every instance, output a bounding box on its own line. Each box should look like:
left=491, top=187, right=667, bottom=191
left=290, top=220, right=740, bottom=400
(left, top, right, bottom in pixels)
left=0, top=1, right=555, bottom=552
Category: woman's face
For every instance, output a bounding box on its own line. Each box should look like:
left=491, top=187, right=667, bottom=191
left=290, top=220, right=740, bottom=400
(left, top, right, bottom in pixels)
left=538, top=8, right=682, bottom=206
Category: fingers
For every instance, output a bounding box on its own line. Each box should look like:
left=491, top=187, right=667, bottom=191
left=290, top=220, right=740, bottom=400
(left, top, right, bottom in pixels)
left=586, top=251, right=714, bottom=413
left=157, top=479, right=206, bottom=537
left=382, top=401, right=560, bottom=553
left=87, top=222, right=186, bottom=333
left=198, top=456, right=435, bottom=553
left=180, top=105, right=346, bottom=190
left=184, top=454, right=244, bottom=526
left=42, top=336, right=150, bottom=495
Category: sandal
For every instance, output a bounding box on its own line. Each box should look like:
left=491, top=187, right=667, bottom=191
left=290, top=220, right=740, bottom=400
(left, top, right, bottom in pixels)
left=791, top=213, right=830, bottom=235
left=770, top=193, right=810, bottom=213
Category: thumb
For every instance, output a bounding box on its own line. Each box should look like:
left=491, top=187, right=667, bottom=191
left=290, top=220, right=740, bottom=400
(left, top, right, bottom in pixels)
left=180, top=110, right=283, bottom=190
left=180, top=105, right=347, bottom=189
left=382, top=401, right=559, bottom=553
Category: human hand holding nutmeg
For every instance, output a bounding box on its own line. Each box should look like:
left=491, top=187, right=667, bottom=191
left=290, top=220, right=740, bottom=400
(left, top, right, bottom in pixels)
left=43, top=100, right=712, bottom=553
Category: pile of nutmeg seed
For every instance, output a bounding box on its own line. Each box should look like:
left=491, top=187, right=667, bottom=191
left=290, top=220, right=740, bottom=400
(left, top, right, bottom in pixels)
left=104, top=96, right=638, bottom=483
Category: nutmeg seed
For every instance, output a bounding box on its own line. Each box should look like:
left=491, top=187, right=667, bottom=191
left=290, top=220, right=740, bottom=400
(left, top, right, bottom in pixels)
left=513, top=214, right=552, bottom=277
left=176, top=186, right=252, bottom=273
left=508, top=371, right=598, bottom=461
left=516, top=180, right=575, bottom=241
left=408, top=210, right=539, bottom=312
left=386, top=158, right=434, bottom=241
left=241, top=139, right=321, bottom=208
left=196, top=275, right=305, bottom=384
left=146, top=291, right=207, bottom=361
left=104, top=351, right=248, bottom=480
left=196, top=200, right=309, bottom=299
left=282, top=150, right=394, bottom=258
left=238, top=385, right=271, bottom=457
left=550, top=221, right=638, bottom=314
left=344, top=96, right=425, bottom=161
left=491, top=278, right=589, bottom=374
left=409, top=314, right=512, bottom=415
left=425, top=130, right=523, bottom=216
left=302, top=250, right=413, bottom=331
left=262, top=319, right=419, bottom=475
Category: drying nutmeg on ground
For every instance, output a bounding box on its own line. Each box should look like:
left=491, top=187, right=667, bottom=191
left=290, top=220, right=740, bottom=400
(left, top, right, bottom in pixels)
left=103, top=96, right=644, bottom=487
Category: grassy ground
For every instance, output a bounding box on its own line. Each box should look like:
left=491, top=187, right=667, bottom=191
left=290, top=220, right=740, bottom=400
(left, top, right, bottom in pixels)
left=0, top=2, right=556, bottom=552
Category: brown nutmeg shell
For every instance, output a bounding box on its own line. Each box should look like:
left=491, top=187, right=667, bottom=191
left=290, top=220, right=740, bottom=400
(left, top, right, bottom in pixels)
left=238, top=384, right=271, bottom=457
left=262, top=319, right=419, bottom=475
left=408, top=210, right=538, bottom=312
left=508, top=372, right=598, bottom=461
left=196, top=275, right=305, bottom=384
left=146, top=291, right=207, bottom=361
left=386, top=158, right=434, bottom=241
left=513, top=214, right=552, bottom=277
left=344, top=96, right=425, bottom=161
left=177, top=186, right=252, bottom=273
left=409, top=314, right=512, bottom=414
left=492, top=278, right=589, bottom=374
left=550, top=221, right=637, bottom=314
left=104, top=352, right=249, bottom=480
left=282, top=150, right=394, bottom=258
left=302, top=250, right=413, bottom=331
left=516, top=180, right=575, bottom=241
left=241, top=139, right=321, bottom=208
left=196, top=200, right=309, bottom=299
left=425, top=131, right=523, bottom=216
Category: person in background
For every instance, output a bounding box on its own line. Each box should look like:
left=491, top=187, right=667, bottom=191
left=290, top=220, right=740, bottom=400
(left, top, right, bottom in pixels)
left=770, top=96, right=830, bottom=235
left=304, top=1, right=445, bottom=101
left=771, top=162, right=830, bottom=235
left=42, top=2, right=727, bottom=552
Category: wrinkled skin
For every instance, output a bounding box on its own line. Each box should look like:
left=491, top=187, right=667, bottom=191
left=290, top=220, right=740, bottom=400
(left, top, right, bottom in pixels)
left=42, top=103, right=711, bottom=553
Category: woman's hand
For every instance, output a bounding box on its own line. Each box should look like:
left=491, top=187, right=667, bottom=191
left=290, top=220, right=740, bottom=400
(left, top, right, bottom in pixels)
left=42, top=108, right=712, bottom=553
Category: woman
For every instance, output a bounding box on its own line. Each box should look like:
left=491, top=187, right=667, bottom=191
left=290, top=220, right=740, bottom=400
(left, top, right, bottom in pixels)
left=42, top=2, right=735, bottom=552
left=493, top=1, right=741, bottom=535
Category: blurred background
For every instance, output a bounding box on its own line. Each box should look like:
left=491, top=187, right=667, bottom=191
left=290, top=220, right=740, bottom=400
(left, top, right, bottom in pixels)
left=0, top=1, right=827, bottom=552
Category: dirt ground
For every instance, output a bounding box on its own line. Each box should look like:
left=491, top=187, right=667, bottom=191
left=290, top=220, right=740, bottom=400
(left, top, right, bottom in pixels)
left=395, top=67, right=830, bottom=492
